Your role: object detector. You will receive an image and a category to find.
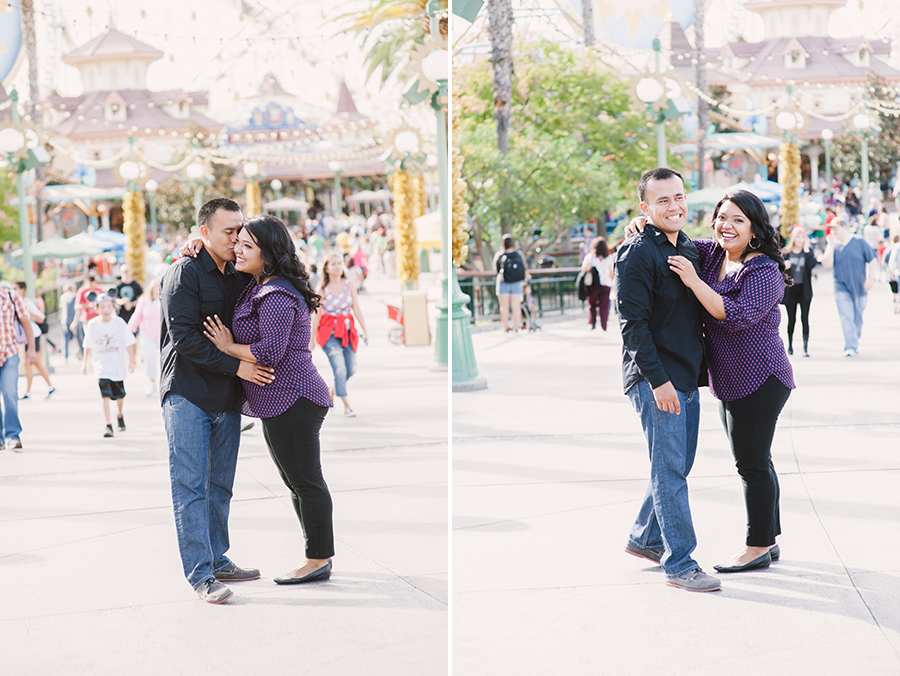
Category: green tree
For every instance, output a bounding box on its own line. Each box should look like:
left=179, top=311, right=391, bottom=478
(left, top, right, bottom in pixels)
left=457, top=42, right=683, bottom=264
left=830, top=73, right=900, bottom=185
left=0, top=173, right=20, bottom=244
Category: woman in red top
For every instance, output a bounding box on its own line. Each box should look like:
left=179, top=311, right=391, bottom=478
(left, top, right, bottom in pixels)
left=310, top=253, right=368, bottom=417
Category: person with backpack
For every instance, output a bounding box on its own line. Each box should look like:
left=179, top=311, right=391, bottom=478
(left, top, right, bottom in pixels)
left=493, top=235, right=529, bottom=333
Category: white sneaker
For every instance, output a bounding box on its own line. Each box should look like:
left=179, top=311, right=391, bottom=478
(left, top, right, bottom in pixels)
left=344, top=409, right=356, bottom=418
left=843, top=349, right=857, bottom=357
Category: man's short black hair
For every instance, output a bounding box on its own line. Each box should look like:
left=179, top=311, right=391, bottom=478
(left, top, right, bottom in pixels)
left=637, top=167, right=685, bottom=202
left=198, top=198, right=241, bottom=231
left=502, top=234, right=514, bottom=250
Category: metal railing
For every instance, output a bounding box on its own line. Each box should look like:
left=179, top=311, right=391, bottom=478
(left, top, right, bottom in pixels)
left=457, top=268, right=583, bottom=323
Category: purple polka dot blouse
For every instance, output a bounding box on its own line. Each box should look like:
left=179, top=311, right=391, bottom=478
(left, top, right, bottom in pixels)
left=694, top=239, right=795, bottom=402
left=231, top=278, right=333, bottom=418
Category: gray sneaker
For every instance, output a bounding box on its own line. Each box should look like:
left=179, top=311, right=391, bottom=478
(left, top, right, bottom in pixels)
left=214, top=563, right=260, bottom=581
left=666, top=568, right=721, bottom=592
left=625, top=542, right=664, bottom=564
left=195, top=579, right=233, bottom=604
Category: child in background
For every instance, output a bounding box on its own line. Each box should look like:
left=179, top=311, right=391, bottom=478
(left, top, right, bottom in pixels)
left=82, top=294, right=137, bottom=437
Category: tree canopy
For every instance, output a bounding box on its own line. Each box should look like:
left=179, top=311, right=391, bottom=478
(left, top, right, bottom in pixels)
left=457, top=42, right=683, bottom=263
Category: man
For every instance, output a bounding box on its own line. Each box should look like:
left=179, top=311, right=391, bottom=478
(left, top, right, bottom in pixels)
left=0, top=280, right=36, bottom=451
left=615, top=167, right=720, bottom=592
left=821, top=218, right=877, bottom=357
left=114, top=264, right=143, bottom=324
left=159, top=197, right=275, bottom=604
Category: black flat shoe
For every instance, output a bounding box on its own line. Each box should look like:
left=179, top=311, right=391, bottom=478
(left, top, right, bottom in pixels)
left=714, top=551, right=771, bottom=573
left=769, top=544, right=780, bottom=561
left=274, top=560, right=332, bottom=585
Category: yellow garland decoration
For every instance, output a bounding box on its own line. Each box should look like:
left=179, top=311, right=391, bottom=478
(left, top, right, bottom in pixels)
left=779, top=141, right=801, bottom=239
left=409, top=173, right=424, bottom=222
left=123, top=191, right=147, bottom=285
left=392, top=170, right=421, bottom=284
left=451, top=104, right=470, bottom=268
left=246, top=181, right=261, bottom=217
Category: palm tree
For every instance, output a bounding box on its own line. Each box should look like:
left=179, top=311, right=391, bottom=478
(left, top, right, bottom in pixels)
left=695, top=0, right=708, bottom=190
left=488, top=0, right=514, bottom=234
left=583, top=0, right=595, bottom=47
left=21, top=0, right=39, bottom=118
left=338, top=0, right=448, bottom=85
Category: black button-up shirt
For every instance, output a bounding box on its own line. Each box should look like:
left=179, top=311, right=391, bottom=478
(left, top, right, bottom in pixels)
left=614, top=224, right=705, bottom=395
left=159, top=248, right=251, bottom=412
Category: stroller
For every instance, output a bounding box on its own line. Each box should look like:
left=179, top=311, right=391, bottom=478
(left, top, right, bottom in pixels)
left=520, top=283, right=541, bottom=332
left=386, top=302, right=405, bottom=345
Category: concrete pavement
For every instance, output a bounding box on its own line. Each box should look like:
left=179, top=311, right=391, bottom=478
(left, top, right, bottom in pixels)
left=1, top=272, right=448, bottom=676
left=453, top=268, right=900, bottom=675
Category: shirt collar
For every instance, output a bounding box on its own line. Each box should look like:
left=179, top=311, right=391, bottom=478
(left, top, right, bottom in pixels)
left=646, top=223, right=688, bottom=246
left=198, top=246, right=237, bottom=276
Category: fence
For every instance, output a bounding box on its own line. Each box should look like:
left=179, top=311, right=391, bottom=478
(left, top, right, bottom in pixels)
left=457, top=268, right=584, bottom=323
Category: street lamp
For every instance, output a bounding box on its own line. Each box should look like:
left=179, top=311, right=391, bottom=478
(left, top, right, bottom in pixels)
left=145, top=179, right=159, bottom=241
left=328, top=160, right=344, bottom=217
left=270, top=178, right=283, bottom=221
left=186, top=161, right=206, bottom=222
left=853, top=111, right=871, bottom=203
left=634, top=38, right=673, bottom=168
left=821, top=128, right=833, bottom=190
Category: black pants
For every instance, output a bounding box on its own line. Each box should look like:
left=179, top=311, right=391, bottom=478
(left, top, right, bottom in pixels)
left=262, top=396, right=334, bottom=559
left=782, top=284, right=810, bottom=346
left=718, top=376, right=791, bottom=547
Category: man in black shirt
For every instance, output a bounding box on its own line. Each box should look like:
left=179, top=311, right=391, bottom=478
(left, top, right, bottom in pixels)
left=615, top=168, right=719, bottom=592
left=160, top=197, right=274, bottom=604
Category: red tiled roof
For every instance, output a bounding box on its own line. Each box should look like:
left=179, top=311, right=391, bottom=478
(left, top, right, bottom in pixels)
left=45, top=89, right=219, bottom=138
left=64, top=28, right=164, bottom=65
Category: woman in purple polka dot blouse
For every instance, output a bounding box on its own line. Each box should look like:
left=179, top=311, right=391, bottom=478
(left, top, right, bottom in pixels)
left=203, top=214, right=336, bottom=585
left=667, top=189, right=795, bottom=574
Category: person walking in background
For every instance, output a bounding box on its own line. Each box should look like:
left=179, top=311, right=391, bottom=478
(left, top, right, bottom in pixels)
left=82, top=294, right=137, bottom=437
left=311, top=252, right=368, bottom=418
left=160, top=197, right=274, bottom=604
left=115, top=265, right=143, bottom=324
left=884, top=235, right=900, bottom=313
left=781, top=226, right=819, bottom=357
left=14, top=282, right=56, bottom=400
left=0, top=280, right=36, bottom=451
left=202, top=214, right=335, bottom=585
left=580, top=236, right=614, bottom=331
left=821, top=219, right=877, bottom=357
left=59, top=282, right=80, bottom=361
left=493, top=235, right=529, bottom=333
left=128, top=278, right=161, bottom=396
left=578, top=225, right=595, bottom=263
left=74, top=274, right=103, bottom=349
left=616, top=168, right=719, bottom=592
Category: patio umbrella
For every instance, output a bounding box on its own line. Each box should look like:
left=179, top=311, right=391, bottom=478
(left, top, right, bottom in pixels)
left=9, top=237, right=104, bottom=261
left=732, top=180, right=781, bottom=202
left=687, top=185, right=728, bottom=210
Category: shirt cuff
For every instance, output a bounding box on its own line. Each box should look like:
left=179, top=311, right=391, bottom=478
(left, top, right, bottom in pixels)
left=223, top=354, right=241, bottom=375
left=644, top=368, right=670, bottom=390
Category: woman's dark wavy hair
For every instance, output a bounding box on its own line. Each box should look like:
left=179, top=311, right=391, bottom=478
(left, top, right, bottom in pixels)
left=712, top=189, right=793, bottom=287
left=241, top=214, right=322, bottom=311
left=590, top=236, right=609, bottom=258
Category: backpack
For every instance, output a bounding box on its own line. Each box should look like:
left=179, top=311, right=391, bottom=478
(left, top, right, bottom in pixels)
left=501, top=251, right=526, bottom=283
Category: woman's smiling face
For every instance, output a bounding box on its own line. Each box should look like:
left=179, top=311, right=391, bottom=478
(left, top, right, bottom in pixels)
left=234, top=228, right=265, bottom=277
left=713, top=200, right=754, bottom=255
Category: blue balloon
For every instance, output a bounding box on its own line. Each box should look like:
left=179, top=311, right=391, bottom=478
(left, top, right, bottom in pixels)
left=0, top=5, right=23, bottom=83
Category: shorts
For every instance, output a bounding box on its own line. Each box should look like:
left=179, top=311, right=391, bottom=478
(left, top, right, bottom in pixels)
left=98, top=379, right=126, bottom=400
left=890, top=280, right=899, bottom=294
left=497, top=280, right=524, bottom=296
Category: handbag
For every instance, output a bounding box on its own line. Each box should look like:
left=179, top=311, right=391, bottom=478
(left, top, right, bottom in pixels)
left=13, top=316, right=27, bottom=344
left=583, top=270, right=594, bottom=287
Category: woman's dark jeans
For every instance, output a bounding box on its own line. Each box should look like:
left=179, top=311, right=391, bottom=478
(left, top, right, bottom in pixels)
left=718, top=375, right=791, bottom=547
left=782, top=283, right=811, bottom=348
left=262, top=396, right=334, bottom=559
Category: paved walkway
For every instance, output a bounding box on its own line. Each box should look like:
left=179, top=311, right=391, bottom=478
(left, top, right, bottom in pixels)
left=453, top=268, right=900, bottom=675
left=1, top=273, right=448, bottom=676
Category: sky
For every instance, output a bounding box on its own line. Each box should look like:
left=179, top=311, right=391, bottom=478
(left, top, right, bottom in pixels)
left=5, top=0, right=431, bottom=133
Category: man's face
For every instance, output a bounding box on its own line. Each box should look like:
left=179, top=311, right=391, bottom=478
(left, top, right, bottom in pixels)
left=201, top=208, right=243, bottom=265
left=640, top=176, right=688, bottom=238
left=120, top=266, right=132, bottom=283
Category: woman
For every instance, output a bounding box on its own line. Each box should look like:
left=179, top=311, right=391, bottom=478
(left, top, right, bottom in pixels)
left=493, top=234, right=529, bottom=332
left=781, top=226, right=819, bottom=357
left=311, top=252, right=368, bottom=418
left=128, top=278, right=161, bottom=396
left=666, top=190, right=795, bottom=573
left=15, top=282, right=56, bottom=400
left=202, top=214, right=335, bottom=585
left=580, top=236, right=614, bottom=331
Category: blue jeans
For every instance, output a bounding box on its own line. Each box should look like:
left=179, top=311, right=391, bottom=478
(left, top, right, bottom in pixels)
left=323, top=335, right=356, bottom=398
left=627, top=380, right=701, bottom=577
left=162, top=393, right=241, bottom=589
left=0, top=353, right=22, bottom=444
left=834, top=288, right=867, bottom=352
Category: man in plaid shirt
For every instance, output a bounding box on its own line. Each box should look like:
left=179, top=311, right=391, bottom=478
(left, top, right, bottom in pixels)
left=0, top=281, right=37, bottom=451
